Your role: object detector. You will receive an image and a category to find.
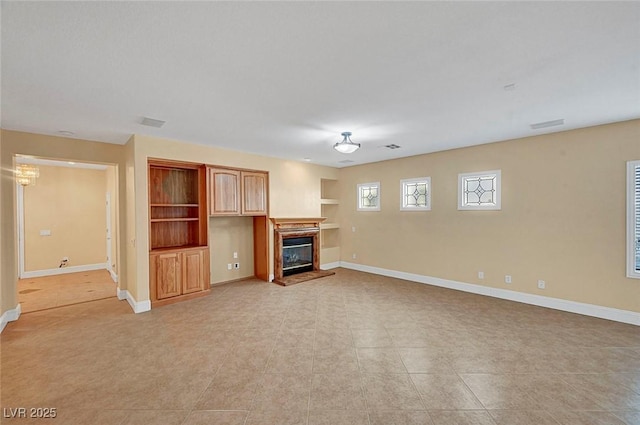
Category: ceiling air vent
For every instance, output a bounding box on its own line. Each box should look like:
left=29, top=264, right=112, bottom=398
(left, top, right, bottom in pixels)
left=530, top=119, right=564, bottom=130
left=385, top=144, right=401, bottom=149
left=339, top=160, right=355, bottom=164
left=140, top=117, right=166, bottom=128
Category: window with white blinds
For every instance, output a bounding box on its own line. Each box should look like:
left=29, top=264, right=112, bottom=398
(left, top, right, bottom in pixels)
left=627, top=160, right=640, bottom=279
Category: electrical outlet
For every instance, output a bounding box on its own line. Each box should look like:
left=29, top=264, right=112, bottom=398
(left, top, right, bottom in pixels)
left=227, top=263, right=232, bottom=270
left=352, top=253, right=357, bottom=259
left=478, top=271, right=484, bottom=279
left=234, top=263, right=240, bottom=269
left=538, top=280, right=546, bottom=289
left=233, top=252, right=238, bottom=259
left=352, top=226, right=356, bottom=232
left=505, top=275, right=512, bottom=284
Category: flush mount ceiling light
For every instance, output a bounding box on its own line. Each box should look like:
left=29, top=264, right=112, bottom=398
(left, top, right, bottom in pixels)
left=333, top=131, right=360, bottom=154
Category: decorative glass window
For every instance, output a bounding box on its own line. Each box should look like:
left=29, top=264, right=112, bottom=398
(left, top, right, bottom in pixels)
left=458, top=170, right=501, bottom=210
left=357, top=182, right=380, bottom=211
left=400, top=177, right=431, bottom=211
left=627, top=160, right=640, bottom=279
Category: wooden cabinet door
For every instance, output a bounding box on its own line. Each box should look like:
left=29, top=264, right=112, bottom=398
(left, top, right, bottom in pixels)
left=210, top=168, right=240, bottom=215
left=154, top=252, right=182, bottom=299
left=182, top=249, right=206, bottom=294
left=241, top=171, right=267, bottom=215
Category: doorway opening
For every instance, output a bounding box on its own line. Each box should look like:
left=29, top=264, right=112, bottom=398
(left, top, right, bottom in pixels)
left=15, top=156, right=120, bottom=313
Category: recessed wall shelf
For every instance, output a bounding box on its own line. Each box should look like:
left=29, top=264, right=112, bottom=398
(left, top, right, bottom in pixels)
left=320, top=179, right=340, bottom=265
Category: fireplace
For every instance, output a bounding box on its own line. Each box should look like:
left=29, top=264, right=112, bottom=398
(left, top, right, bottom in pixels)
left=282, top=236, right=314, bottom=276
left=271, top=218, right=335, bottom=286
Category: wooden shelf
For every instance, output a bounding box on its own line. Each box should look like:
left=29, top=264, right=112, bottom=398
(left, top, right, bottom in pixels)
left=150, top=203, right=199, bottom=207
left=149, top=244, right=205, bottom=253
left=150, top=218, right=200, bottom=223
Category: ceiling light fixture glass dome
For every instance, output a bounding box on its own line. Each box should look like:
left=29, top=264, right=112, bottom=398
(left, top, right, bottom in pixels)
left=333, top=131, right=360, bottom=154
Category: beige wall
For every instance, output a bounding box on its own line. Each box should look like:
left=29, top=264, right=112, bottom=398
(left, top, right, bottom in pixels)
left=5, top=121, right=636, bottom=318
left=129, top=134, right=339, bottom=302
left=22, top=165, right=106, bottom=271
left=0, top=130, right=127, bottom=317
left=339, top=120, right=640, bottom=313
left=209, top=216, right=255, bottom=284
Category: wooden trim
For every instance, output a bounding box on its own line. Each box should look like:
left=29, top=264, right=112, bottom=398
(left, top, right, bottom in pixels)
left=148, top=158, right=203, bottom=169
left=253, top=215, right=269, bottom=281
left=197, top=165, right=208, bottom=246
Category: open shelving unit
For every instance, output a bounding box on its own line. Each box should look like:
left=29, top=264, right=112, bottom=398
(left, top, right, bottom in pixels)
left=148, top=160, right=210, bottom=307
left=148, top=164, right=207, bottom=250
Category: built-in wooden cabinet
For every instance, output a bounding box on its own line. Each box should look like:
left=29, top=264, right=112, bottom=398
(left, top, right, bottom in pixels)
left=209, top=168, right=241, bottom=215
left=209, top=167, right=268, bottom=216
left=241, top=171, right=267, bottom=215
left=183, top=248, right=208, bottom=294
left=150, top=246, right=210, bottom=301
left=148, top=160, right=210, bottom=307
left=152, top=251, right=182, bottom=299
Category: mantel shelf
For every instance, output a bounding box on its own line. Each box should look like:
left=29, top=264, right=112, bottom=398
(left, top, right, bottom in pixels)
left=270, top=217, right=326, bottom=229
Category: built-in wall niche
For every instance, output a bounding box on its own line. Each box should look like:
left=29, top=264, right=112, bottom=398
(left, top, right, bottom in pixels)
left=320, top=178, right=340, bottom=265
left=208, top=215, right=255, bottom=284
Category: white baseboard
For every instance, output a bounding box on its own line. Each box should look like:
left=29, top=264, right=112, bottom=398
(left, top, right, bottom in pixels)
left=339, top=262, right=640, bottom=326
left=117, top=289, right=151, bottom=314
left=321, top=261, right=341, bottom=270
left=0, top=304, right=22, bottom=334
left=21, top=263, right=108, bottom=279
left=109, top=269, right=118, bottom=283
left=116, top=287, right=127, bottom=301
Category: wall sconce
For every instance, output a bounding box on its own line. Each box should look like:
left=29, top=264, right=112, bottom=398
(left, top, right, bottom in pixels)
left=15, top=164, right=40, bottom=186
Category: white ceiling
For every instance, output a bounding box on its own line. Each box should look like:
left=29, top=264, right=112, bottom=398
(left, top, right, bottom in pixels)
left=2, top=1, right=639, bottom=168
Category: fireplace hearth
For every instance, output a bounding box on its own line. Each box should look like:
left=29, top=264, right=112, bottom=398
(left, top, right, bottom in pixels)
left=271, top=218, right=335, bottom=286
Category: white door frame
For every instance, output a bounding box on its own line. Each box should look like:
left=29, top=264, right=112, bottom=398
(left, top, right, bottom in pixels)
left=17, top=184, right=25, bottom=278
left=106, top=191, right=117, bottom=283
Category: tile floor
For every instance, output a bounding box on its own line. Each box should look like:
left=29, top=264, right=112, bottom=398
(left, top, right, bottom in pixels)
left=17, top=270, right=117, bottom=313
left=2, top=268, right=640, bottom=424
